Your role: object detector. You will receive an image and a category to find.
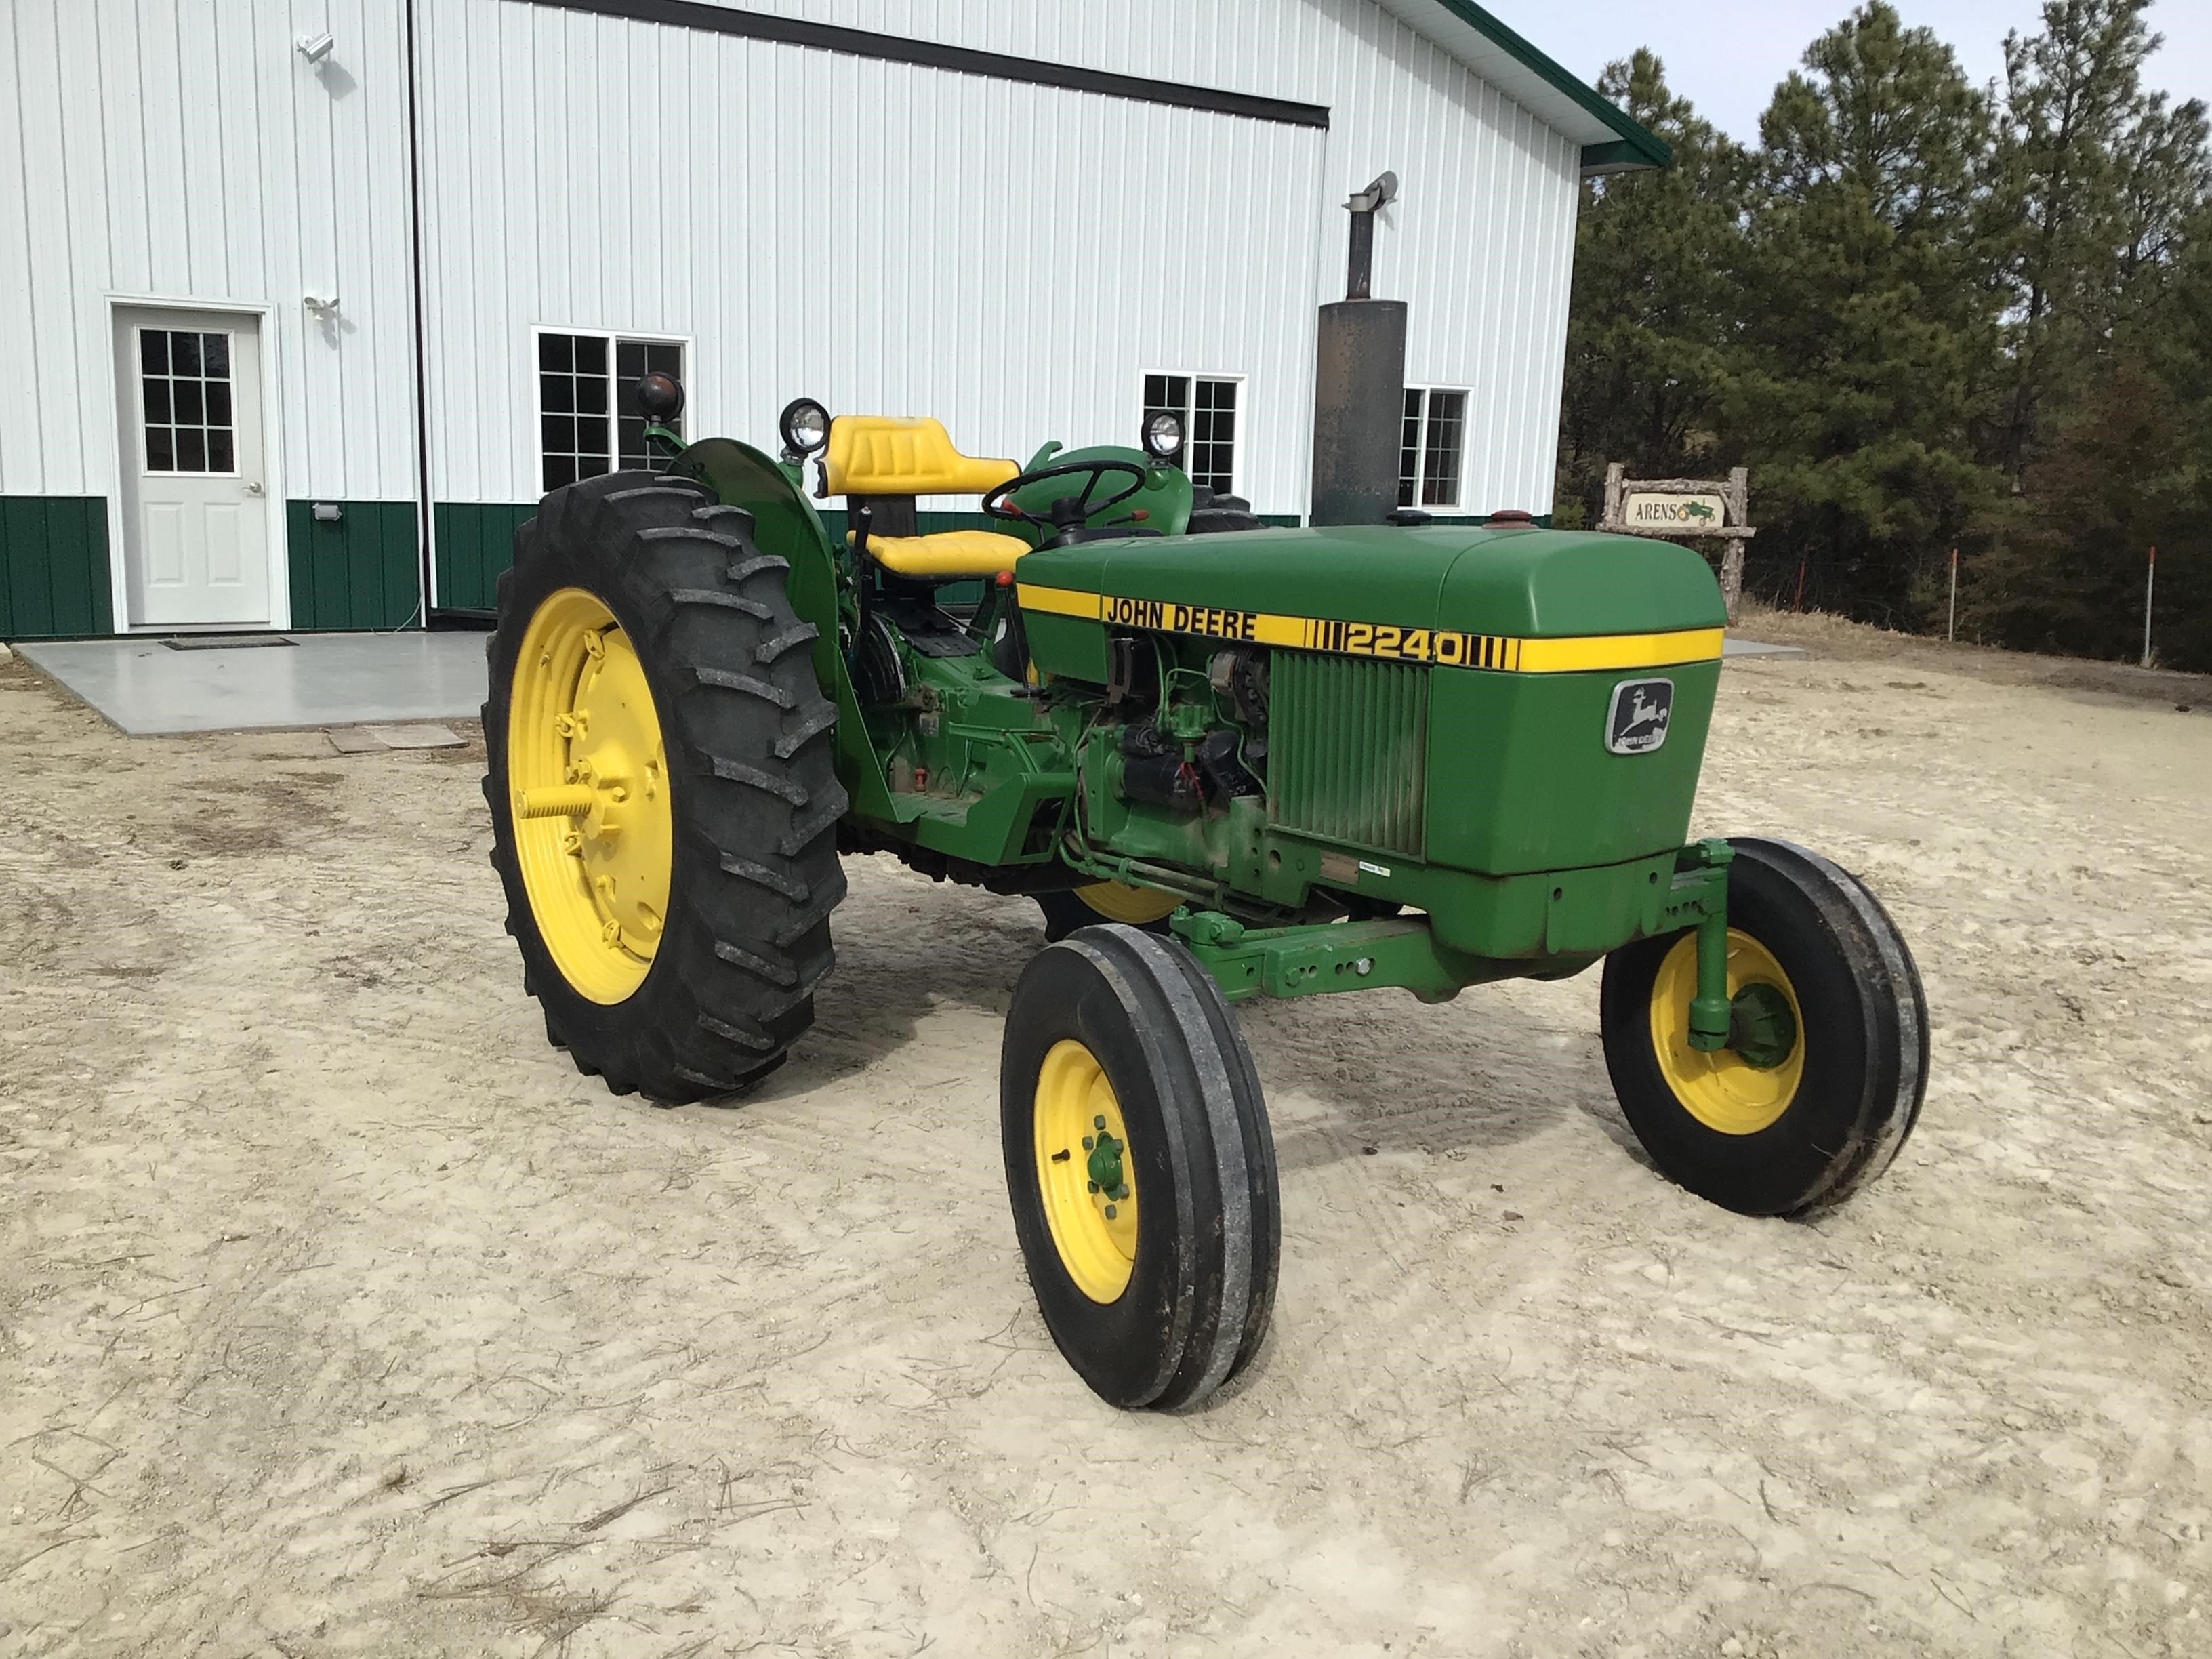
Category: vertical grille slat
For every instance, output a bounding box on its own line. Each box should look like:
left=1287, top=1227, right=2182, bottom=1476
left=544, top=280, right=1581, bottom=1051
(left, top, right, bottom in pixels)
left=1269, top=651, right=1428, bottom=858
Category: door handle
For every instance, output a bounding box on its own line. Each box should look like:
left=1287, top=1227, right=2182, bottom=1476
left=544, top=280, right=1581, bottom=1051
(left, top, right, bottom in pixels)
left=245, top=481, right=264, bottom=495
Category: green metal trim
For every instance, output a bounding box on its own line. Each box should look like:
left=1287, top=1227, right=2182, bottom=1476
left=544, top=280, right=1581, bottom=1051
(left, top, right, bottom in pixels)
left=0, top=496, right=115, bottom=639
left=432, top=502, right=537, bottom=612
left=285, top=501, right=422, bottom=630
left=1578, top=139, right=1652, bottom=173
left=1426, top=0, right=1670, bottom=171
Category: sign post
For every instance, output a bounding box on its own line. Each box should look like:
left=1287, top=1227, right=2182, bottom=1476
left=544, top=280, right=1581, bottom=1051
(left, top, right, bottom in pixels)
left=1601, top=464, right=1757, bottom=622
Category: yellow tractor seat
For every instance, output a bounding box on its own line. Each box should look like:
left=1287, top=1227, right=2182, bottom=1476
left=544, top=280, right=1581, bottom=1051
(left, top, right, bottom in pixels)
left=847, top=527, right=1033, bottom=580
left=824, top=416, right=1019, bottom=497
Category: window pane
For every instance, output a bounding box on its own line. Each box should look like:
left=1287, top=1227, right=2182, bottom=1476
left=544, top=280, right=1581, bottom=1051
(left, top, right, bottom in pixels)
left=174, top=380, right=205, bottom=425
left=616, top=340, right=645, bottom=384
left=146, top=426, right=175, bottom=472
left=575, top=335, right=607, bottom=375
left=144, top=379, right=172, bottom=424
left=574, top=451, right=609, bottom=482
left=542, top=413, right=572, bottom=455
left=177, top=428, right=207, bottom=472
left=1422, top=390, right=1466, bottom=508
left=140, top=331, right=168, bottom=375
left=544, top=454, right=573, bottom=491
left=1189, top=377, right=1237, bottom=494
left=575, top=373, right=607, bottom=415
left=644, top=342, right=681, bottom=378
left=201, top=332, right=230, bottom=377
left=575, top=414, right=609, bottom=467
left=539, top=333, right=572, bottom=373
left=173, top=333, right=201, bottom=376
left=205, top=380, right=231, bottom=427
left=1399, top=389, right=1424, bottom=507
left=541, top=372, right=573, bottom=414
left=208, top=429, right=234, bottom=472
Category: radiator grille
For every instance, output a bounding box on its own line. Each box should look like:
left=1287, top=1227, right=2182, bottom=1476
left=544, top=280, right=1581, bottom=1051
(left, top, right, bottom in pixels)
left=1268, top=651, right=1428, bottom=857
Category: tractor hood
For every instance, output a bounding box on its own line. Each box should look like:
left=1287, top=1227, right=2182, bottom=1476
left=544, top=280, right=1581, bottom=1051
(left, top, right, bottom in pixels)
left=1016, top=525, right=1726, bottom=647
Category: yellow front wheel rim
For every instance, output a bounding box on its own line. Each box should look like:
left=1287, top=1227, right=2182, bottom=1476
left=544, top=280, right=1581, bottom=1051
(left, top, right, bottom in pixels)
left=1649, top=929, right=1806, bottom=1135
left=1033, top=1040, right=1139, bottom=1302
left=1076, top=881, right=1181, bottom=926
left=508, top=587, right=673, bottom=1004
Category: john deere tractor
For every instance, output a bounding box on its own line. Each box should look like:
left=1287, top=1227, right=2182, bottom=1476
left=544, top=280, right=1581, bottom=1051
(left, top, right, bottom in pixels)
left=483, top=378, right=1927, bottom=1412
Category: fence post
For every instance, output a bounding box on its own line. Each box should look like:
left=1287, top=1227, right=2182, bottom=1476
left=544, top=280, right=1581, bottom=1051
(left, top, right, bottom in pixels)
left=2143, top=546, right=2156, bottom=668
left=1947, top=548, right=1958, bottom=644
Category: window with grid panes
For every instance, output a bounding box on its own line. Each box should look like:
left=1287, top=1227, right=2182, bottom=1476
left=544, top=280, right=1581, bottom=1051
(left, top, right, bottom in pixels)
left=140, top=328, right=237, bottom=474
left=1397, top=388, right=1467, bottom=509
left=537, top=331, right=686, bottom=492
left=1143, top=372, right=1241, bottom=496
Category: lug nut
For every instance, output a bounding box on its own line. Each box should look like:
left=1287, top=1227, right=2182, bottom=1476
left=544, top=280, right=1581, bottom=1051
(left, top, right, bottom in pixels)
left=1103, top=1204, right=1118, bottom=1220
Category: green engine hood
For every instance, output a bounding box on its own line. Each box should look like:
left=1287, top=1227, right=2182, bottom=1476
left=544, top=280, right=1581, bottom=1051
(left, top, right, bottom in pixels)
left=1017, top=525, right=1726, bottom=642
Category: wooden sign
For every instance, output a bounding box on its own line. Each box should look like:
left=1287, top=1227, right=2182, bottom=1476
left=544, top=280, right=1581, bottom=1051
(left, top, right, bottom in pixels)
left=1623, top=491, right=1727, bottom=530
left=1600, top=464, right=1757, bottom=622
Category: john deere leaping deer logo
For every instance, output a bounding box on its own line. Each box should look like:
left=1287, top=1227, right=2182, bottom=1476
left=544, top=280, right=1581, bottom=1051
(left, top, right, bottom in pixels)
left=1606, top=678, right=1675, bottom=754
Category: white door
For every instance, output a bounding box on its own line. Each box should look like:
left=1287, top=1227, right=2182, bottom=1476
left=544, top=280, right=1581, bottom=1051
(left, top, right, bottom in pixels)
left=115, top=307, right=272, bottom=627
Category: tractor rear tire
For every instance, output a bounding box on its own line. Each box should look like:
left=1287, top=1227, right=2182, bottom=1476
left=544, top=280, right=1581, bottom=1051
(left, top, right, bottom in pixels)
left=1598, top=837, right=1927, bottom=1216
left=484, top=471, right=847, bottom=1102
left=1001, top=925, right=1279, bottom=1410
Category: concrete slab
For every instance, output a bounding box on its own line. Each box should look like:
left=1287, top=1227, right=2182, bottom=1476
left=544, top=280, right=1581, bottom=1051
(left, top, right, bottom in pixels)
left=1723, top=638, right=1807, bottom=659
left=16, top=632, right=487, bottom=735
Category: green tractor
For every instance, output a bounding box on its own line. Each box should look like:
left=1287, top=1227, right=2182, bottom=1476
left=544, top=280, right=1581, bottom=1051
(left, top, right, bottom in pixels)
left=483, top=377, right=1927, bottom=1412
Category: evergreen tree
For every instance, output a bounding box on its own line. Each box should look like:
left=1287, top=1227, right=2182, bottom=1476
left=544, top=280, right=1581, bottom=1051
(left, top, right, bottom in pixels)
left=1730, top=3, right=2002, bottom=622
left=1554, top=52, right=1748, bottom=528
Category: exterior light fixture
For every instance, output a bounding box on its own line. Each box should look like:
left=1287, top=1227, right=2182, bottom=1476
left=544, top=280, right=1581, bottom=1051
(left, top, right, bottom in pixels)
left=297, top=32, right=335, bottom=62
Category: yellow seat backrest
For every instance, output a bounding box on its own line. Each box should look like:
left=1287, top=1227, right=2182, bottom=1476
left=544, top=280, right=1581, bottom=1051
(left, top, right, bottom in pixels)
left=824, top=417, right=1019, bottom=497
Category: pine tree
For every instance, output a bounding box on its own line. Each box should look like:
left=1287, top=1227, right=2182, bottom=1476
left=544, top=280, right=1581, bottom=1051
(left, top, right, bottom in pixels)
left=1553, top=52, right=1748, bottom=529
left=1729, top=3, right=2003, bottom=621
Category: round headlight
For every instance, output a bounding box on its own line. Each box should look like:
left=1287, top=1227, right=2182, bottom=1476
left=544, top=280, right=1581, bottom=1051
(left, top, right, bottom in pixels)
left=779, top=397, right=830, bottom=457
left=1143, top=410, right=1184, bottom=461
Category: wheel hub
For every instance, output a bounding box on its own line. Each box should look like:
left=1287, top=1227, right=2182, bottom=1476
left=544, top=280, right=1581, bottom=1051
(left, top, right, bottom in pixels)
left=1647, top=928, right=1807, bottom=1136
left=1033, top=1040, right=1140, bottom=1302
left=507, top=588, right=674, bottom=1004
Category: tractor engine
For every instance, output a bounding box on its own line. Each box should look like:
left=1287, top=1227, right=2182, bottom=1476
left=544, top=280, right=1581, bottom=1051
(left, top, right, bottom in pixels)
left=1013, top=521, right=1729, bottom=960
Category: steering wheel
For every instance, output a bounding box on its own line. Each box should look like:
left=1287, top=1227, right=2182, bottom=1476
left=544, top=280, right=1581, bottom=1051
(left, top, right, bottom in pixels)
left=981, top=458, right=1150, bottom=533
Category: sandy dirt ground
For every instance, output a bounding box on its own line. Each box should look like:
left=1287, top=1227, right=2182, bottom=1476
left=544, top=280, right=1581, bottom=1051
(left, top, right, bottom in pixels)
left=3, top=621, right=2211, bottom=1659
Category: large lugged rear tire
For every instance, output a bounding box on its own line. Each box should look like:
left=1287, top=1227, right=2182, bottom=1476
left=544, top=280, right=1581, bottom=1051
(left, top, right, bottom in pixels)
left=1001, top=925, right=1280, bottom=1410
left=1599, top=837, right=1927, bottom=1216
left=484, top=471, right=846, bottom=1101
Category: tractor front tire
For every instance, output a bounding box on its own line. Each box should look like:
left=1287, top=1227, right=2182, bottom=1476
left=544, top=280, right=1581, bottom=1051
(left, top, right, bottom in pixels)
left=1599, top=837, right=1927, bottom=1216
left=484, top=471, right=846, bottom=1101
left=1002, top=925, right=1279, bottom=1410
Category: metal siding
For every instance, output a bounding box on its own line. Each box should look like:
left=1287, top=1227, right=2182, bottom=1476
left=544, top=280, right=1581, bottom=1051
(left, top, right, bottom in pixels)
left=1, top=0, right=1585, bottom=617
left=0, top=0, right=417, bottom=511
left=422, top=0, right=1582, bottom=519
left=420, top=0, right=1330, bottom=518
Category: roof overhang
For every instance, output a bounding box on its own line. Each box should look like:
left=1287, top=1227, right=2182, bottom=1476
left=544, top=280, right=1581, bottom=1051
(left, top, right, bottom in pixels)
left=1372, top=0, right=1671, bottom=174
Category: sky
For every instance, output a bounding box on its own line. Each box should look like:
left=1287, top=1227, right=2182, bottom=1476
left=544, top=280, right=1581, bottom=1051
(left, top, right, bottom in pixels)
left=1512, top=0, right=2212, bottom=144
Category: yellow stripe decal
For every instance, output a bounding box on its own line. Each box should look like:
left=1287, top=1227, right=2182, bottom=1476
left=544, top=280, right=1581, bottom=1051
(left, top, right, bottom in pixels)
left=1015, top=583, right=1104, bottom=621
left=1012, top=584, right=1722, bottom=674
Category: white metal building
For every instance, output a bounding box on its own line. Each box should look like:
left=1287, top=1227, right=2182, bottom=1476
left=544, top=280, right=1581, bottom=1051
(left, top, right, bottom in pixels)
left=0, top=0, right=1663, bottom=638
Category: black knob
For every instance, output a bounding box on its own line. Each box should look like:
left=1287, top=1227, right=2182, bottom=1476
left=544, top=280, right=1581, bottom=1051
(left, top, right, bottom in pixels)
left=637, top=371, right=684, bottom=424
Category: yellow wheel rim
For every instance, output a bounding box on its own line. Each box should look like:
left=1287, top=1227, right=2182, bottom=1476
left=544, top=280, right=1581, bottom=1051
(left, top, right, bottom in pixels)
left=507, top=587, right=673, bottom=1004
left=1075, top=881, right=1181, bottom=926
left=1649, top=929, right=1806, bottom=1136
left=1032, top=1039, right=1139, bottom=1303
